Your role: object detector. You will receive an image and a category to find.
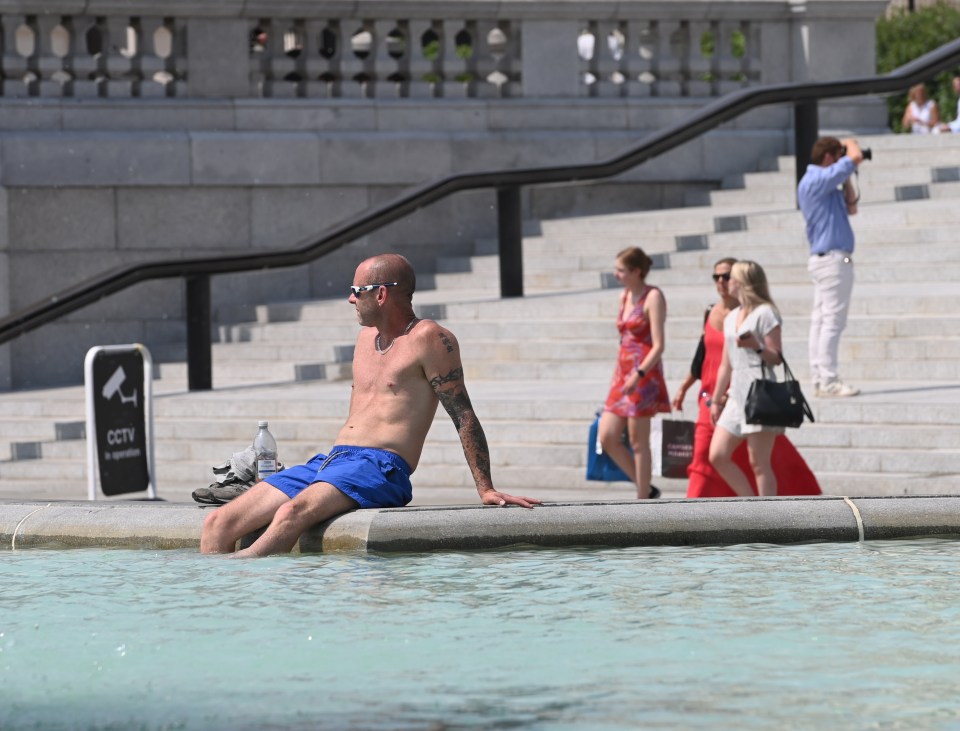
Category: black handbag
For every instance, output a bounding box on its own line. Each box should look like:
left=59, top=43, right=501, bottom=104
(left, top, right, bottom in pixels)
left=689, top=307, right=710, bottom=380
left=744, top=353, right=815, bottom=428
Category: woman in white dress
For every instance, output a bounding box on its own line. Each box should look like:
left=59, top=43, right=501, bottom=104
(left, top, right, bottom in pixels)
left=707, top=261, right=785, bottom=497
left=902, top=83, right=940, bottom=134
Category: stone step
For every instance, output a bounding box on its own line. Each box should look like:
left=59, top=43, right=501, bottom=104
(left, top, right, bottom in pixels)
left=733, top=175, right=960, bottom=204
left=461, top=358, right=957, bottom=382
left=699, top=179, right=960, bottom=208
left=0, top=472, right=693, bottom=504
left=733, top=162, right=960, bottom=190
left=442, top=242, right=960, bottom=276
left=532, top=195, right=957, bottom=236
left=156, top=340, right=355, bottom=364
left=23, top=414, right=957, bottom=468
left=153, top=360, right=353, bottom=385
left=212, top=313, right=960, bottom=344
left=503, top=230, right=960, bottom=260
left=438, top=256, right=960, bottom=287
left=426, top=287, right=960, bottom=319
left=5, top=442, right=955, bottom=485
left=4, top=378, right=954, bottom=428
left=2, top=470, right=959, bottom=504
left=2, top=133, right=958, bottom=502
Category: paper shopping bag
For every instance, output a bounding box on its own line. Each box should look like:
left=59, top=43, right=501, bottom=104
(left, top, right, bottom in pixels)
left=650, top=415, right=695, bottom=479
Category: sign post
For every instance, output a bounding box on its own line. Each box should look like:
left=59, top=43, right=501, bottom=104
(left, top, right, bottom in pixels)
left=84, top=344, right=157, bottom=500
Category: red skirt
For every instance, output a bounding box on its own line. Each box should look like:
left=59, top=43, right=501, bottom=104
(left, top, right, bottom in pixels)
left=686, top=419, right=821, bottom=498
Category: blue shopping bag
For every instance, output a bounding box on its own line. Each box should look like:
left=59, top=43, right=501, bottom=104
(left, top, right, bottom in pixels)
left=585, top=415, right=632, bottom=482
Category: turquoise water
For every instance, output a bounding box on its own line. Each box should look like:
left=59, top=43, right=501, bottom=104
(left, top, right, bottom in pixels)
left=3, top=541, right=960, bottom=730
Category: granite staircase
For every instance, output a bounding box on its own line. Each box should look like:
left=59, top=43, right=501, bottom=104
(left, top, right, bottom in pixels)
left=2, top=132, right=959, bottom=503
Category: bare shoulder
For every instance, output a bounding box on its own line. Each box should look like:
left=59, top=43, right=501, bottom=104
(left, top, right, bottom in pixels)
left=645, top=286, right=666, bottom=314
left=411, top=318, right=461, bottom=356
left=410, top=319, right=466, bottom=391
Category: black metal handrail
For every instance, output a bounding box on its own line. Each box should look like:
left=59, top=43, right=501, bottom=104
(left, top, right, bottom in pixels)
left=3, top=38, right=960, bottom=389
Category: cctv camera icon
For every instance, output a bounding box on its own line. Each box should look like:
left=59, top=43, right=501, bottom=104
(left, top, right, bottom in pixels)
left=101, top=366, right=138, bottom=407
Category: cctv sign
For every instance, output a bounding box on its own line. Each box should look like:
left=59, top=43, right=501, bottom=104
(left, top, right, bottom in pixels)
left=84, top=345, right=156, bottom=499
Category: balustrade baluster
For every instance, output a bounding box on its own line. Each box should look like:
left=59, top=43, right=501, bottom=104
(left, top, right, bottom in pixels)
left=407, top=18, right=437, bottom=99
left=625, top=20, right=656, bottom=98
left=72, top=16, right=103, bottom=97
left=474, top=21, right=513, bottom=99
left=249, top=18, right=269, bottom=97
left=375, top=19, right=406, bottom=99
left=7, top=16, right=39, bottom=97
left=717, top=21, right=751, bottom=94
left=340, top=19, right=375, bottom=99
left=302, top=19, right=330, bottom=98
left=443, top=21, right=476, bottom=99
left=104, top=17, right=137, bottom=97
left=594, top=22, right=628, bottom=98
left=686, top=21, right=722, bottom=96
left=37, top=16, right=58, bottom=95
left=655, top=20, right=686, bottom=97
left=267, top=20, right=303, bottom=98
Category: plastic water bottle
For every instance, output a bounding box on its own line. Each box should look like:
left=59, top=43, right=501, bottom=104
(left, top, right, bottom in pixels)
left=253, top=420, right=278, bottom=482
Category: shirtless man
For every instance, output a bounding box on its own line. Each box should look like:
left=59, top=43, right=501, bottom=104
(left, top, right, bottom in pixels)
left=200, top=253, right=540, bottom=557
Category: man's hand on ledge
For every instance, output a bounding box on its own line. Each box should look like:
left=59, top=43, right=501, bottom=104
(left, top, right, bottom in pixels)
left=480, top=488, right=542, bottom=509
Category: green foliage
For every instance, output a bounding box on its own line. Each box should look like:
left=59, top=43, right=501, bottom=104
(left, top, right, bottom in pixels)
left=700, top=31, right=715, bottom=58
left=877, top=2, right=960, bottom=131
left=698, top=29, right=747, bottom=81
left=730, top=30, right=746, bottom=59
left=422, top=39, right=440, bottom=61
left=420, top=39, right=472, bottom=62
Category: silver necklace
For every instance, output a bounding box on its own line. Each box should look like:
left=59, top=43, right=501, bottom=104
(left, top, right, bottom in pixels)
left=376, top=317, right=418, bottom=355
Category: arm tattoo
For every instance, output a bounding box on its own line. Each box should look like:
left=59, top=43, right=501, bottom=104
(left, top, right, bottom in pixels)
left=436, top=385, right=471, bottom=430
left=438, top=332, right=455, bottom=353
left=436, top=383, right=493, bottom=489
left=429, top=367, right=463, bottom=391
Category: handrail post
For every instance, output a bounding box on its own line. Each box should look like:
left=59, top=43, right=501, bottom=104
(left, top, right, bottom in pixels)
left=497, top=186, right=523, bottom=298
left=186, top=274, right=213, bottom=391
left=794, top=100, right=819, bottom=206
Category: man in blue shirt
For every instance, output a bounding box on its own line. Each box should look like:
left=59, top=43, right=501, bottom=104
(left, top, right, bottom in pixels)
left=797, top=136, right=864, bottom=397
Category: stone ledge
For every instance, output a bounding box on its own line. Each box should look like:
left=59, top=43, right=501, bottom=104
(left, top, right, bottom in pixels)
left=3, top=496, right=960, bottom=554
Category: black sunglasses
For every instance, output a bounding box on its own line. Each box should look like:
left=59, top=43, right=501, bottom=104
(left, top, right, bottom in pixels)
left=712, top=272, right=731, bottom=282
left=350, top=282, right=399, bottom=297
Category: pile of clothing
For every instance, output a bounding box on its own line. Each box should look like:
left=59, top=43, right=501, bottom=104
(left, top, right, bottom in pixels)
left=192, top=446, right=283, bottom=505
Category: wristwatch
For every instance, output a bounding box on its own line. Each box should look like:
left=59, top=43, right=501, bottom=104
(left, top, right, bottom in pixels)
left=636, top=367, right=645, bottom=378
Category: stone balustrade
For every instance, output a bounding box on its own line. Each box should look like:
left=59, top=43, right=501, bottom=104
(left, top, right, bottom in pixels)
left=0, top=0, right=886, bottom=101
left=0, top=0, right=892, bottom=390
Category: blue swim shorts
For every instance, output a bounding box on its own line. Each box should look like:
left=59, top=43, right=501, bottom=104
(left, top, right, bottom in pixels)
left=264, top=445, right=413, bottom=509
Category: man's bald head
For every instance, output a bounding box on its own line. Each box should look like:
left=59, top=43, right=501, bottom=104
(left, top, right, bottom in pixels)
left=362, top=254, right=416, bottom=300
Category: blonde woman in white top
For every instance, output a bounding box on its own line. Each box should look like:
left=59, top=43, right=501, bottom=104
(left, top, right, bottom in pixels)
left=708, top=261, right=785, bottom=497
left=902, top=83, right=940, bottom=134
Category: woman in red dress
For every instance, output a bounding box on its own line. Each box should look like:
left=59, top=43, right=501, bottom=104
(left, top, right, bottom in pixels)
left=600, top=247, right=671, bottom=499
left=672, top=257, right=821, bottom=497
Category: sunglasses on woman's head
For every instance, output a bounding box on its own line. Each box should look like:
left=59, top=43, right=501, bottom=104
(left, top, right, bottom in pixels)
left=712, top=272, right=731, bottom=282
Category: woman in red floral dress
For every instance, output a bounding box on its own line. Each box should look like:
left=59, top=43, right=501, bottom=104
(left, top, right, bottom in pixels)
left=599, top=247, right=671, bottom=499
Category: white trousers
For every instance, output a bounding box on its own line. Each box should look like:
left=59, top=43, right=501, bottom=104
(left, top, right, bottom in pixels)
left=808, top=251, right=854, bottom=386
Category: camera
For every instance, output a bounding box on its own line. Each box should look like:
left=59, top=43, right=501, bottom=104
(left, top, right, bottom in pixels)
left=839, top=145, right=872, bottom=161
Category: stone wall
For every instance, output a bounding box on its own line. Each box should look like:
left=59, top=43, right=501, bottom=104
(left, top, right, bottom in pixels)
left=0, top=0, right=890, bottom=389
